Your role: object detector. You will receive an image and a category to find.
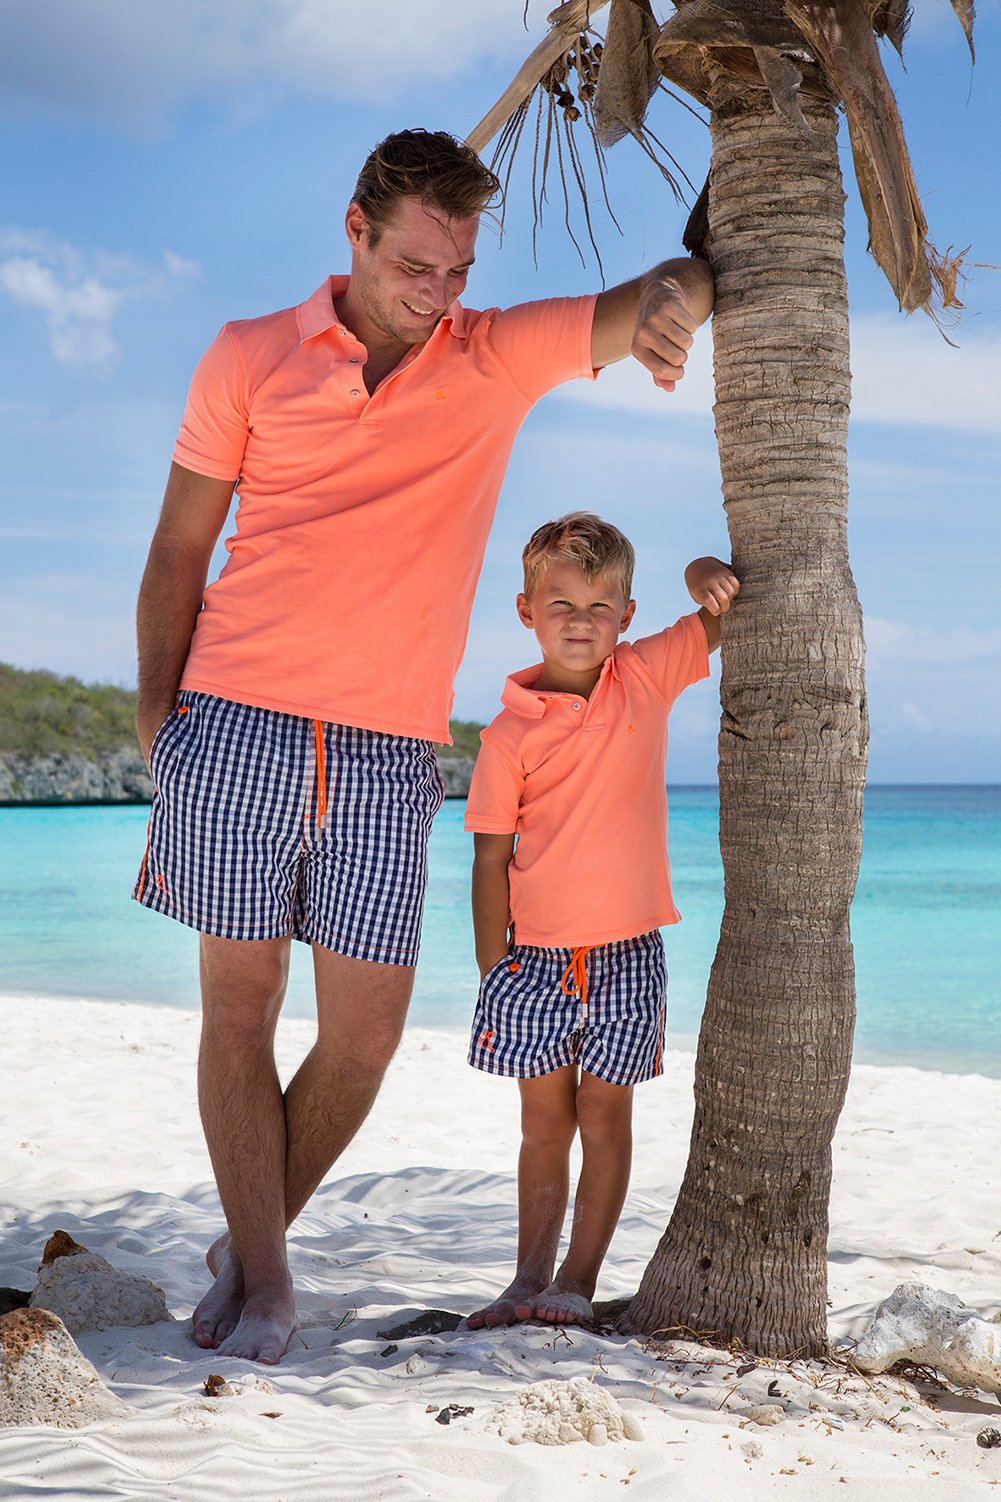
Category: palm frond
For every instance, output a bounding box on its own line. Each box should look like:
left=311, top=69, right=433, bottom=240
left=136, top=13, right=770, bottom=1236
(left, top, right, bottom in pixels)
left=469, top=1, right=693, bottom=276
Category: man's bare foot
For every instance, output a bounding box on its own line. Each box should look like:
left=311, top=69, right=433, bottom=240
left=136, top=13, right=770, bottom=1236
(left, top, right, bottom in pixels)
left=192, top=1233, right=245, bottom=1349
left=466, top=1273, right=550, bottom=1330
left=515, top=1280, right=594, bottom=1325
left=215, top=1288, right=296, bottom=1364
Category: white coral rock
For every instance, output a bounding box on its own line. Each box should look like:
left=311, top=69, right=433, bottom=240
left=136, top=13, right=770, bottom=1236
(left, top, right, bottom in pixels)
left=853, top=1282, right=1001, bottom=1395
left=31, top=1250, right=171, bottom=1335
left=0, top=1308, right=129, bottom=1428
left=483, top=1376, right=642, bottom=1446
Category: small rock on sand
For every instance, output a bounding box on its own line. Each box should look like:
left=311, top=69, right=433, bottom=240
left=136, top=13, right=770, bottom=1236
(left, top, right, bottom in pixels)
left=30, top=1235, right=171, bottom=1336
left=0, top=1307, right=129, bottom=1428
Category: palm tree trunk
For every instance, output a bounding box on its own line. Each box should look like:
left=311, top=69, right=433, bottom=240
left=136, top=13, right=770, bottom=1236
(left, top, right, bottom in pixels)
left=629, top=85, right=868, bottom=1357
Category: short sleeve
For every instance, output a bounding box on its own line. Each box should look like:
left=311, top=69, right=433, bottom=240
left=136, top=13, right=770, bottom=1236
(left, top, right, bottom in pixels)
left=630, top=613, right=710, bottom=707
left=464, top=732, right=525, bottom=834
left=484, top=295, right=598, bottom=406
left=172, top=325, right=249, bottom=481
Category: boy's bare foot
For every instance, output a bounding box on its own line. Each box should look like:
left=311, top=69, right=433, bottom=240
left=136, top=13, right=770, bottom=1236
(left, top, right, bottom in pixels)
left=215, top=1285, right=296, bottom=1364
left=192, top=1232, right=245, bottom=1349
left=515, top=1280, right=594, bottom=1326
left=467, top=1273, right=550, bottom=1329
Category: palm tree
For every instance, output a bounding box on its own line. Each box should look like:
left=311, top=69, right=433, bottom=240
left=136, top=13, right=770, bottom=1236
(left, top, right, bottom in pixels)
left=469, top=0, right=969, bottom=1356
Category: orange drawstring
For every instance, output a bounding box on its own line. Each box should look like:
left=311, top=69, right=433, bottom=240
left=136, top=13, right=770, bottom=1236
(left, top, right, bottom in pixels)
left=313, top=720, right=328, bottom=830
left=560, top=945, right=594, bottom=1021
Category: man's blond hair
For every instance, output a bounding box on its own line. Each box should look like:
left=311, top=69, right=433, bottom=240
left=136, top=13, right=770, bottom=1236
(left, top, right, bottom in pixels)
left=522, top=512, right=635, bottom=600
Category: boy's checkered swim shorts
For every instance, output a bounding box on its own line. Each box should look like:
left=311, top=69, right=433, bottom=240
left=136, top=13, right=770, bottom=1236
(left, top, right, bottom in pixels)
left=468, top=930, right=667, bottom=1085
left=134, top=692, right=444, bottom=964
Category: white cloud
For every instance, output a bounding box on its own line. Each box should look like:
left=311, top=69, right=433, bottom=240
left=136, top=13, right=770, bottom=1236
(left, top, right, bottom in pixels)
left=0, top=0, right=553, bottom=131
left=850, top=314, right=1001, bottom=433
left=0, top=230, right=201, bottom=370
left=865, top=616, right=1001, bottom=667
left=555, top=310, right=1001, bottom=435
left=556, top=326, right=716, bottom=418
left=900, top=702, right=936, bottom=735
left=163, top=249, right=201, bottom=279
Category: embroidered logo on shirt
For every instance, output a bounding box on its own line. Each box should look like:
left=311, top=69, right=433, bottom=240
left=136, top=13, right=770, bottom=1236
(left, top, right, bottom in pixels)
left=434, top=389, right=447, bottom=401
left=626, top=723, right=637, bottom=735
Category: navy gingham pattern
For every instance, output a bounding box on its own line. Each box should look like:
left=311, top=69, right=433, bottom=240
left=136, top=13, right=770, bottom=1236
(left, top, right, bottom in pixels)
left=134, top=692, right=444, bottom=963
left=468, top=930, right=667, bottom=1084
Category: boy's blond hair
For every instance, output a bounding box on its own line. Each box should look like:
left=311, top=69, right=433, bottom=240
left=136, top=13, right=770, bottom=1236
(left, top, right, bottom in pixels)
left=521, top=512, right=635, bottom=600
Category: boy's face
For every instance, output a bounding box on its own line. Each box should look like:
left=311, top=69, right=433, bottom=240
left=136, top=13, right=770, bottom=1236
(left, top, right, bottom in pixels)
left=517, top=560, right=635, bottom=681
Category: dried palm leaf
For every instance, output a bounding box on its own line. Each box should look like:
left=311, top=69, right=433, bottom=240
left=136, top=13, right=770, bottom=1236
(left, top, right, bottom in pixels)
left=592, top=0, right=661, bottom=146
left=783, top=0, right=932, bottom=309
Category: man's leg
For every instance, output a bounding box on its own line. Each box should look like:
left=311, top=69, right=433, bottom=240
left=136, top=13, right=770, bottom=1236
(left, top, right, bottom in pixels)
left=194, top=933, right=293, bottom=1363
left=195, top=941, right=414, bottom=1361
left=281, top=946, right=415, bottom=1223
left=467, top=1067, right=579, bottom=1329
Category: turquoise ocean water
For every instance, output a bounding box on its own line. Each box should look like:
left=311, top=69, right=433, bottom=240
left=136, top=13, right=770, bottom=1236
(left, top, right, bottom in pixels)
left=1, top=787, right=998, bottom=1075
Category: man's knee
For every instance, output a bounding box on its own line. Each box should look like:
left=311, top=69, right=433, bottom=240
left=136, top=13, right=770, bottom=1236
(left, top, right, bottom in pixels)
left=331, top=1012, right=406, bottom=1077
left=199, top=935, right=290, bottom=1035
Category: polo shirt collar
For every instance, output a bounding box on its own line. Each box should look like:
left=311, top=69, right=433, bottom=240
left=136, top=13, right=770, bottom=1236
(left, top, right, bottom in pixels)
left=501, top=648, right=621, bottom=719
left=502, top=664, right=548, bottom=719
left=296, top=275, right=469, bottom=343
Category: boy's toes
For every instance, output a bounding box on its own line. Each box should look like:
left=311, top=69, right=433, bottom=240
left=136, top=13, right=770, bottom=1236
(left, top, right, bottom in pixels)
left=528, top=1288, right=594, bottom=1325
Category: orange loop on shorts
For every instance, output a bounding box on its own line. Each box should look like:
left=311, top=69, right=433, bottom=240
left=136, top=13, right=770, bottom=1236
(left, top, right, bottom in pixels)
left=313, top=720, right=328, bottom=830
left=560, top=945, right=593, bottom=1019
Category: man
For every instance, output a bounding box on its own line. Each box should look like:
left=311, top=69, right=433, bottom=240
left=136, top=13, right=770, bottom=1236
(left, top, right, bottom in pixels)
left=134, top=128, right=713, bottom=1364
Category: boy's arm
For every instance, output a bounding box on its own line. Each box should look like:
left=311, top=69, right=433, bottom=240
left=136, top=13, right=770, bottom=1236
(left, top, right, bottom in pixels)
left=685, top=555, right=740, bottom=654
left=471, top=832, right=516, bottom=979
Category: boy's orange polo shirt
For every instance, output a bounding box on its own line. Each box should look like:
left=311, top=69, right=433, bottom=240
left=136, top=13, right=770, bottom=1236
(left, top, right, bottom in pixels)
left=464, top=614, right=709, bottom=948
left=173, top=277, right=597, bottom=741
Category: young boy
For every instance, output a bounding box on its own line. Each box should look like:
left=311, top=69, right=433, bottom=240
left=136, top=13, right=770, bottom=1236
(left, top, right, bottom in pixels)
left=464, top=511, right=738, bottom=1329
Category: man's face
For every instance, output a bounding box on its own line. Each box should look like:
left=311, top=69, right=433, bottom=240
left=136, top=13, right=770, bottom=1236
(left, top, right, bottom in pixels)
left=345, top=195, right=479, bottom=347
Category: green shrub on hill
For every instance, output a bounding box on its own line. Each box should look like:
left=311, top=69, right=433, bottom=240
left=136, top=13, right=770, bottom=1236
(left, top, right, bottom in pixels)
left=0, top=663, right=481, bottom=760
left=0, top=664, right=138, bottom=757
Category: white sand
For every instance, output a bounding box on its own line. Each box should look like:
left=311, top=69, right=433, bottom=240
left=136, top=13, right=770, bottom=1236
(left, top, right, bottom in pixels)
left=2, top=993, right=1001, bottom=1499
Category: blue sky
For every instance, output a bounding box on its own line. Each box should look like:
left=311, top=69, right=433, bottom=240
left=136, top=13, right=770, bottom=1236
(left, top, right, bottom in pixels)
left=1, top=0, right=998, bottom=781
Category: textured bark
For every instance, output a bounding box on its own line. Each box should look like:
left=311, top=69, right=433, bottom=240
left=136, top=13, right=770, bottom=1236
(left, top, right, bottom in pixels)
left=628, top=90, right=868, bottom=1357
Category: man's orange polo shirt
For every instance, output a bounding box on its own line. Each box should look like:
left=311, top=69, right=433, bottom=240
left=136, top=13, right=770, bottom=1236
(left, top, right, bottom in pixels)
left=464, top=614, right=709, bottom=948
left=174, top=277, right=597, bottom=741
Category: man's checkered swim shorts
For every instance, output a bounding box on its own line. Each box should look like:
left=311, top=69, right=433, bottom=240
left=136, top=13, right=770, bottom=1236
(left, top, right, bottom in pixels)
left=468, top=930, right=667, bottom=1085
left=134, top=691, right=444, bottom=964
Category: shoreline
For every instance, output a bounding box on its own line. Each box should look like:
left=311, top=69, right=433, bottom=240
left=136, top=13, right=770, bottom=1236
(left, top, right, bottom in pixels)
left=3, top=986, right=1001, bottom=1084
left=3, top=992, right=1001, bottom=1498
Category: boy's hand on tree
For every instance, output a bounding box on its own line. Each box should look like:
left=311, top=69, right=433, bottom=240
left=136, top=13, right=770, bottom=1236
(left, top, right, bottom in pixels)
left=686, top=557, right=740, bottom=616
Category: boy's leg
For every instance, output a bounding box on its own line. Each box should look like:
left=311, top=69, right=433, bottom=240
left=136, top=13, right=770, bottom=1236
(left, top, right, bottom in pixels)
left=466, top=1066, right=579, bottom=1328
left=518, top=1071, right=634, bottom=1325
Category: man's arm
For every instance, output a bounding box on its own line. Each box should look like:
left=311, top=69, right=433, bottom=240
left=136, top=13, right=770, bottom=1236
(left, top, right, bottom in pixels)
left=135, top=461, right=236, bottom=766
left=685, top=555, right=740, bottom=653
left=591, top=256, right=714, bottom=391
left=471, top=832, right=516, bottom=979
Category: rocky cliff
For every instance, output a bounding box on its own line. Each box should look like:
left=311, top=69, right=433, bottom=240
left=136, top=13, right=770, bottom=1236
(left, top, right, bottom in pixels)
left=0, top=747, right=474, bottom=804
